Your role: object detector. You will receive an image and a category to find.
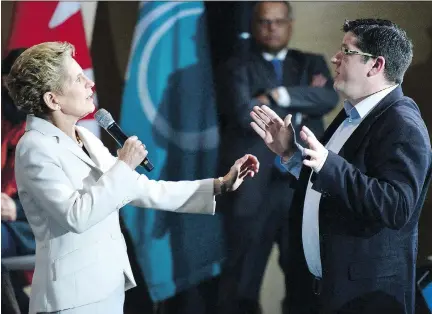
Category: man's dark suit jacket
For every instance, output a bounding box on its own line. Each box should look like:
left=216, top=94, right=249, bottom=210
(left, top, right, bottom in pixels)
left=215, top=47, right=339, bottom=217
left=288, top=86, right=432, bottom=314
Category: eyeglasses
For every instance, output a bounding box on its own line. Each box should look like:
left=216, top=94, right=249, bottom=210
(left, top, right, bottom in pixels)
left=257, top=18, right=290, bottom=28
left=340, top=46, right=377, bottom=58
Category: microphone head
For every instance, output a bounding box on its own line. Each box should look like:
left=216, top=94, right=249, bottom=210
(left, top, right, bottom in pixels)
left=95, top=108, right=114, bottom=130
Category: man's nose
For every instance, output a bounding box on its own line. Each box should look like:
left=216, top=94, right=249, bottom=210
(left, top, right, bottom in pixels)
left=331, top=51, right=341, bottom=64
left=269, top=22, right=278, bottom=31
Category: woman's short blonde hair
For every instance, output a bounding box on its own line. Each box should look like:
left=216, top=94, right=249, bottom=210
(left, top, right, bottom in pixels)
left=4, top=41, right=75, bottom=115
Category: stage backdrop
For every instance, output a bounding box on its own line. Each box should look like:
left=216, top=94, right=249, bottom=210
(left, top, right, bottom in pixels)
left=119, top=1, right=223, bottom=301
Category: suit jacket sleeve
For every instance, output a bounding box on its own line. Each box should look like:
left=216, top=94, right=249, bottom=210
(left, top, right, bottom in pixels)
left=285, top=55, right=339, bottom=116
left=16, top=141, right=141, bottom=234
left=216, top=60, right=290, bottom=129
left=129, top=176, right=216, bottom=215
left=216, top=54, right=339, bottom=131
left=311, top=108, right=431, bottom=230
left=79, top=126, right=217, bottom=216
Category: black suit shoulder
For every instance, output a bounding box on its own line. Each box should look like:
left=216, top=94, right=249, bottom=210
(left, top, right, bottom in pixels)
left=221, top=48, right=327, bottom=68
left=374, top=95, right=430, bottom=146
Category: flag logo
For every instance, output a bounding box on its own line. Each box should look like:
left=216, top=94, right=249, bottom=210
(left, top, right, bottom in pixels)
left=120, top=2, right=223, bottom=301
left=123, top=2, right=218, bottom=152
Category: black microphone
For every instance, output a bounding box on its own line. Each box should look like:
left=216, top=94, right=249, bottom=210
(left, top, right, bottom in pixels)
left=95, top=108, right=154, bottom=172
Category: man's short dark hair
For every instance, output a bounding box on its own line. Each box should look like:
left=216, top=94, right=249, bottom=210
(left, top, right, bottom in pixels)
left=343, top=18, right=413, bottom=84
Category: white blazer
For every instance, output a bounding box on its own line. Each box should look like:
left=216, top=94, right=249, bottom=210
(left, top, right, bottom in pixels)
left=15, top=115, right=216, bottom=313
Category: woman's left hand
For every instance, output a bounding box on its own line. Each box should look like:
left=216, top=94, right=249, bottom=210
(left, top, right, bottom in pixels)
left=223, top=154, right=260, bottom=192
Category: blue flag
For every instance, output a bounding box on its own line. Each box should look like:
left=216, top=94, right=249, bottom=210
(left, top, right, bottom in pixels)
left=119, top=1, right=223, bottom=301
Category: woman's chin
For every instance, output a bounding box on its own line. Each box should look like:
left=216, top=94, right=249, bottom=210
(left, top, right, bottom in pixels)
left=78, top=106, right=95, bottom=120
left=86, top=102, right=96, bottom=114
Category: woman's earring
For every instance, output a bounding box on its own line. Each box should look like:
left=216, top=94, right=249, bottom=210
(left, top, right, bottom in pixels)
left=57, top=105, right=61, bottom=110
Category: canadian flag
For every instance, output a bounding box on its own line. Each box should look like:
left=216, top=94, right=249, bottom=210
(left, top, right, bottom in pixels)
left=7, top=1, right=100, bottom=137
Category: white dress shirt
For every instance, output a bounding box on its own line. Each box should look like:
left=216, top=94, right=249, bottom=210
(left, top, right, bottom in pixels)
left=261, top=48, right=292, bottom=108
left=302, top=84, right=398, bottom=278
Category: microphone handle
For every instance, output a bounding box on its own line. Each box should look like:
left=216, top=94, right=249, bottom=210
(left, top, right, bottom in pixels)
left=107, top=123, right=154, bottom=172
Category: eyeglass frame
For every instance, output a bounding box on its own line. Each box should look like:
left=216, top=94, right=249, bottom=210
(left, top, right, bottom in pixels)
left=340, top=46, right=377, bottom=58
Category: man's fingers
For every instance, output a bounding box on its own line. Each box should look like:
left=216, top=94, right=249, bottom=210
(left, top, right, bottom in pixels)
left=303, top=158, right=320, bottom=168
left=302, top=126, right=316, bottom=139
left=303, top=159, right=316, bottom=168
left=261, top=105, right=284, bottom=124
left=301, top=126, right=319, bottom=149
left=250, top=111, right=269, bottom=130
left=252, top=106, right=273, bottom=126
left=302, top=132, right=320, bottom=151
left=300, top=130, right=308, bottom=142
left=250, top=122, right=266, bottom=139
left=303, top=148, right=319, bottom=159
left=300, top=129, right=320, bottom=151
left=283, top=114, right=292, bottom=128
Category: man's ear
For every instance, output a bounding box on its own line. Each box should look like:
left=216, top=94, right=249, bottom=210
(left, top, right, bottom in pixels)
left=43, top=92, right=61, bottom=111
left=367, top=56, right=386, bottom=78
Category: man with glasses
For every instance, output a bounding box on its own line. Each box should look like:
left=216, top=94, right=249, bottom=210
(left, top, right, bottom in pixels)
left=215, top=2, right=338, bottom=313
left=250, top=18, right=431, bottom=313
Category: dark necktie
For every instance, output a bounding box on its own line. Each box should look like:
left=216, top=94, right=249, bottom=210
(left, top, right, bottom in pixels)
left=271, top=59, right=283, bottom=84
left=271, top=58, right=286, bottom=172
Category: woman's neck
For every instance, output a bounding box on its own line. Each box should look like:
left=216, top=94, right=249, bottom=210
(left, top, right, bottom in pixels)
left=48, top=113, right=79, bottom=144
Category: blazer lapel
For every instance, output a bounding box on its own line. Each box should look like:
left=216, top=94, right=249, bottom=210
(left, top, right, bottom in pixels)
left=338, top=87, right=405, bottom=160
left=25, top=115, right=97, bottom=169
left=251, top=49, right=305, bottom=89
left=321, top=109, right=348, bottom=145
left=76, top=126, right=116, bottom=172
left=252, top=53, right=277, bottom=90
left=62, top=136, right=98, bottom=169
left=283, top=50, right=304, bottom=86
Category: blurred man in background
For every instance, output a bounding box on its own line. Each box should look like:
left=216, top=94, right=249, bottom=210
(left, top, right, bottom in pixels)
left=215, top=2, right=338, bottom=313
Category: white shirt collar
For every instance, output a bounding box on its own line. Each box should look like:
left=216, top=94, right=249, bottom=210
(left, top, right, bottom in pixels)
left=343, top=84, right=399, bottom=121
left=262, top=48, right=288, bottom=61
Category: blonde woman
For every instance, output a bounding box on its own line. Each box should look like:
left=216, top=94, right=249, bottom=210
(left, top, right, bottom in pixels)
left=5, top=41, right=259, bottom=314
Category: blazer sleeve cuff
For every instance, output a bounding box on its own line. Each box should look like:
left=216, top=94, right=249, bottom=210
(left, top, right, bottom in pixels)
left=130, top=176, right=216, bottom=215
left=198, top=178, right=217, bottom=215
left=280, top=145, right=304, bottom=179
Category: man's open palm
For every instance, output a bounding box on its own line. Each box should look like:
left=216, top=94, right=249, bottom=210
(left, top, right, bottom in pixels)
left=250, top=105, right=295, bottom=158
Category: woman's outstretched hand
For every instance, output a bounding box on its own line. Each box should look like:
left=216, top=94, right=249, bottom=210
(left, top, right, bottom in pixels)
left=223, top=154, right=260, bottom=192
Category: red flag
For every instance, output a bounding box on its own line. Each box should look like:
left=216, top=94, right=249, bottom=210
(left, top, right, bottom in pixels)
left=7, top=1, right=100, bottom=137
